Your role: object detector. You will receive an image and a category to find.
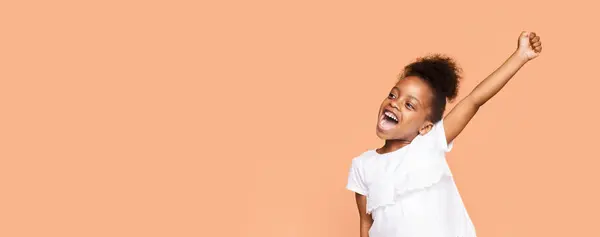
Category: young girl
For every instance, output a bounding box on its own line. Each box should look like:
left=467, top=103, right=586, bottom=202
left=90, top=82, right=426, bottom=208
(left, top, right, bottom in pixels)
left=346, top=31, right=543, bottom=237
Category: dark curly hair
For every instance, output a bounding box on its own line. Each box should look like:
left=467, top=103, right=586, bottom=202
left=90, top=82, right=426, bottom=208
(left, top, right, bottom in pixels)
left=399, top=54, right=462, bottom=123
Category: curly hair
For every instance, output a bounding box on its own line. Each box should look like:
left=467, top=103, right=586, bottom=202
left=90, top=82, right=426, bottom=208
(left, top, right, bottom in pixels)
left=399, top=54, right=462, bottom=122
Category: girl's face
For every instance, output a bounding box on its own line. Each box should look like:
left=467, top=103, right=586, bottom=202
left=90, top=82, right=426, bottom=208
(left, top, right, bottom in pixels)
left=376, top=76, right=435, bottom=140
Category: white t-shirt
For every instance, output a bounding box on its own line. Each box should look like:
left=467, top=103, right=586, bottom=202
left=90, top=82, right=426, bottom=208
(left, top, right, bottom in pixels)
left=346, top=120, right=477, bottom=237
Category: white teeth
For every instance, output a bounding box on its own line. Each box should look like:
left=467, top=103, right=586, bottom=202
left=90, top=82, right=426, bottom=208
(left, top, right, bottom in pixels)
left=384, top=111, right=398, bottom=122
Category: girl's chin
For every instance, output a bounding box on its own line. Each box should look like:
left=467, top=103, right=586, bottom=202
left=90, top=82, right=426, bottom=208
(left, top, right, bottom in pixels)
left=375, top=129, right=394, bottom=139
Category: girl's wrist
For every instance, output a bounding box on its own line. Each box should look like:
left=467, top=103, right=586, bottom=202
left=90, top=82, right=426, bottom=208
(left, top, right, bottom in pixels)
left=511, top=50, right=530, bottom=66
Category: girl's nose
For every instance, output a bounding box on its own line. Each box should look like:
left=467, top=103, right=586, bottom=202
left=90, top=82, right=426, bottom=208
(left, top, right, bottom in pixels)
left=390, top=101, right=399, bottom=109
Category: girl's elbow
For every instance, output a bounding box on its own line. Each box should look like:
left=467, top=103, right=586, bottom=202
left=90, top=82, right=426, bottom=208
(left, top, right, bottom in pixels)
left=465, top=95, right=485, bottom=108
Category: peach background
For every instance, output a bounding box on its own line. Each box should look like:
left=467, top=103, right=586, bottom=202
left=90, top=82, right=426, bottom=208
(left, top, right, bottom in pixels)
left=1, top=0, right=599, bottom=236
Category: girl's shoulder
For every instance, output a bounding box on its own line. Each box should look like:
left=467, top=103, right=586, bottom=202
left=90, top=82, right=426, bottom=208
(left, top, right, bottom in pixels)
left=357, top=149, right=377, bottom=159
left=350, top=149, right=378, bottom=163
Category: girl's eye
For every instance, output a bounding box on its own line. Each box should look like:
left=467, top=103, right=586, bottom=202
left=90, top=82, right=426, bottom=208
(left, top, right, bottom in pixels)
left=405, top=103, right=414, bottom=110
left=388, top=93, right=396, bottom=99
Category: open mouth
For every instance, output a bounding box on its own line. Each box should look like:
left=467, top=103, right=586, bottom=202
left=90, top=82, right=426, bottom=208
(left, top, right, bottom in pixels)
left=378, top=109, right=398, bottom=131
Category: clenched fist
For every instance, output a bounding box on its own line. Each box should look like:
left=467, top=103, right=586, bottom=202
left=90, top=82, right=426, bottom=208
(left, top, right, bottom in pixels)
left=517, top=31, right=543, bottom=60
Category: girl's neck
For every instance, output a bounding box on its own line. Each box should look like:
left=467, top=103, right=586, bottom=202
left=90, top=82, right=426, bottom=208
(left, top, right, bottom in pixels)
left=376, top=139, right=411, bottom=154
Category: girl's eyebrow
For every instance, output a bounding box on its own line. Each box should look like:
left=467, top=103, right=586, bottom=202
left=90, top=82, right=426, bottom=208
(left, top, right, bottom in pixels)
left=393, top=86, right=422, bottom=106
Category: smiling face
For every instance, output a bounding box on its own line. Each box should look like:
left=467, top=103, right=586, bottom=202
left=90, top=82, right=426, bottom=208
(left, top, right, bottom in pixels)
left=376, top=76, right=436, bottom=140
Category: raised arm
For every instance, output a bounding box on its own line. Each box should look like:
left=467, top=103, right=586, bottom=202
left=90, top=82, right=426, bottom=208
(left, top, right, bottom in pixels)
left=444, top=31, right=543, bottom=143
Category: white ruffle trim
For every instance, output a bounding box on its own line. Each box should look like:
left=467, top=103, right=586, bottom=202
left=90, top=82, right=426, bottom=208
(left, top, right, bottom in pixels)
left=366, top=151, right=452, bottom=214
left=395, top=159, right=452, bottom=196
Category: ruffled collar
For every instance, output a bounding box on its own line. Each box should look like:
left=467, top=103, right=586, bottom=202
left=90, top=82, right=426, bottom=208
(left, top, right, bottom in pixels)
left=365, top=141, right=452, bottom=214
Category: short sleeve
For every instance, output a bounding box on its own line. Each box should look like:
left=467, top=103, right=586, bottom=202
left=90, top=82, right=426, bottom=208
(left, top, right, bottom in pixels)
left=346, top=158, right=368, bottom=195
left=434, top=119, right=454, bottom=152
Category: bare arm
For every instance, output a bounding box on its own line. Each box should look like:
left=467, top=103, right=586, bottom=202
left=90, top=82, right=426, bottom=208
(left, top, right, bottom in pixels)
left=444, top=31, right=543, bottom=143
left=355, top=193, right=373, bottom=237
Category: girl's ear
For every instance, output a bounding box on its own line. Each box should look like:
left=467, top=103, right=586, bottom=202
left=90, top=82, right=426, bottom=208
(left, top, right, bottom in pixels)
left=418, top=121, right=434, bottom=136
